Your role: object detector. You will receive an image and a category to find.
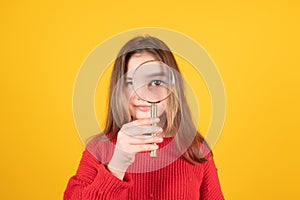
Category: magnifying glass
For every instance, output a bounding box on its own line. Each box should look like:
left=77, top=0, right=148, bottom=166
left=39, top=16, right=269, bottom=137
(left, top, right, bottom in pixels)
left=132, top=60, right=175, bottom=157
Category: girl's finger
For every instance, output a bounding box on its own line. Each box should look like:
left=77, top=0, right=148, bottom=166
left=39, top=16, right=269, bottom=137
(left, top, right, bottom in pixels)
left=131, top=117, right=160, bottom=126
left=122, top=126, right=162, bottom=136
left=127, top=136, right=164, bottom=145
left=129, top=143, right=159, bottom=153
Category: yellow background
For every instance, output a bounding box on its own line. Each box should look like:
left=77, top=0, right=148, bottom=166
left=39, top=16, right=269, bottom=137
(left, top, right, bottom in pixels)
left=1, top=0, right=299, bottom=199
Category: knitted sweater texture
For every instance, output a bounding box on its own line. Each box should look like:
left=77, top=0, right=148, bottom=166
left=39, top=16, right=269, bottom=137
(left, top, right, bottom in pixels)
left=64, top=137, right=224, bottom=200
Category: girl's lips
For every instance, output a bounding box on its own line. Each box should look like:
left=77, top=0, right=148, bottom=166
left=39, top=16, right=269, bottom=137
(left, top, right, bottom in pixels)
left=135, top=105, right=151, bottom=111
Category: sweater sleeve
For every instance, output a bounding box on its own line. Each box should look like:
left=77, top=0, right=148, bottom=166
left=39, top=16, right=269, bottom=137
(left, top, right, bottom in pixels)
left=64, top=150, right=133, bottom=200
left=200, top=155, right=225, bottom=200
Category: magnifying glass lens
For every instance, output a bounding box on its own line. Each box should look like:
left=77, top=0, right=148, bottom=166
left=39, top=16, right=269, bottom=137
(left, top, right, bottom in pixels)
left=132, top=61, right=175, bottom=103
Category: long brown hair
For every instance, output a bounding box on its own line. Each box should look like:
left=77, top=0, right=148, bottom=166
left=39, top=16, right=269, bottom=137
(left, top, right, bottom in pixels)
left=103, top=35, right=211, bottom=164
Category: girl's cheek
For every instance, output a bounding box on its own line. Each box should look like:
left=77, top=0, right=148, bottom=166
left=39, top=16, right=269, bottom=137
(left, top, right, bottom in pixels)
left=124, top=86, right=134, bottom=100
left=161, top=101, right=168, bottom=110
left=157, top=101, right=167, bottom=115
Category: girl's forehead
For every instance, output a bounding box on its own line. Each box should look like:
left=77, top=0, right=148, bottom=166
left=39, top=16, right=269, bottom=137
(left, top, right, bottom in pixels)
left=126, top=52, right=158, bottom=73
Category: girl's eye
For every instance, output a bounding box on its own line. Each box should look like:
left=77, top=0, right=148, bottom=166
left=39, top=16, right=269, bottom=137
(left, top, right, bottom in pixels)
left=149, top=80, right=164, bottom=87
left=125, top=81, right=133, bottom=86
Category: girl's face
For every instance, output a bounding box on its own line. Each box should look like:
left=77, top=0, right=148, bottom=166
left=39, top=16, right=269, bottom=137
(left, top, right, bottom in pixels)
left=125, top=52, right=166, bottom=120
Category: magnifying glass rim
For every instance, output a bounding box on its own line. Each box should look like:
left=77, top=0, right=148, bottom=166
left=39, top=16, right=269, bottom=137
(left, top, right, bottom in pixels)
left=131, top=59, right=175, bottom=103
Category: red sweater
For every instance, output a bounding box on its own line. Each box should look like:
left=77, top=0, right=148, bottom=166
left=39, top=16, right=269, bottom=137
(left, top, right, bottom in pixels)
left=64, top=137, right=224, bottom=200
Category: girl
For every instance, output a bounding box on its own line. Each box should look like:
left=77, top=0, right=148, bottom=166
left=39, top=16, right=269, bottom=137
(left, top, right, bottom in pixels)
left=64, top=36, right=224, bottom=199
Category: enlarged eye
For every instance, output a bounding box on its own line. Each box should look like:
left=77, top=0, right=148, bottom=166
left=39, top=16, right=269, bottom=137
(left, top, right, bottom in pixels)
left=149, top=80, right=164, bottom=87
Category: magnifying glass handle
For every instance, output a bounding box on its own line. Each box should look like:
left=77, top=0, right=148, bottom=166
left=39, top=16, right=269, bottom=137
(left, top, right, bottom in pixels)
left=150, top=103, right=157, bottom=157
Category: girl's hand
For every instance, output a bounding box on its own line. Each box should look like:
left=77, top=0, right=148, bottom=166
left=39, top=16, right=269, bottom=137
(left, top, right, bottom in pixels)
left=107, top=118, right=163, bottom=179
left=117, top=117, right=163, bottom=153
